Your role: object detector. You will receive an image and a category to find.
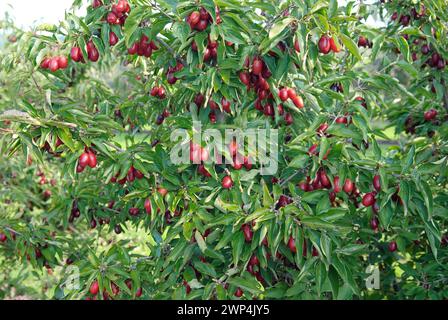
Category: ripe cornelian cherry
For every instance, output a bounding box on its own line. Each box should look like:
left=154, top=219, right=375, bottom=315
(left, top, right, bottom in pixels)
left=41, top=58, right=51, bottom=69
left=370, top=217, right=379, bottom=230
left=343, top=178, right=354, bottom=194
left=242, top=224, right=253, bottom=242
left=249, top=255, right=259, bottom=266
left=362, top=192, right=375, bottom=207
left=373, top=175, right=381, bottom=192
left=424, top=109, right=437, bottom=121
left=135, top=287, right=143, bottom=298
left=292, top=95, right=304, bottom=108
left=284, top=113, right=293, bottom=125
left=318, top=35, right=331, bottom=54
left=294, top=39, right=300, bottom=52
left=90, top=280, right=99, bottom=295
left=189, top=11, right=200, bottom=25
left=144, top=198, right=152, bottom=215
left=329, top=37, right=340, bottom=52
left=333, top=176, right=341, bottom=193
left=388, top=241, right=397, bottom=252
left=279, top=88, right=289, bottom=101
left=49, top=58, right=59, bottom=72
left=109, top=32, right=118, bottom=46
left=222, top=175, right=233, bottom=189
left=252, top=58, right=263, bottom=75
left=288, top=236, right=297, bottom=253
left=0, top=233, right=7, bottom=243
left=92, top=0, right=103, bottom=8
left=79, top=152, right=90, bottom=168
left=239, top=72, right=250, bottom=85
left=234, top=288, right=243, bottom=298
left=70, top=47, right=83, bottom=62
left=58, top=56, right=68, bottom=69
left=87, top=151, right=97, bottom=168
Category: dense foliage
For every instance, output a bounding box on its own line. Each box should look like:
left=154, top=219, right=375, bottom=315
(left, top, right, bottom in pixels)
left=0, top=0, right=447, bottom=300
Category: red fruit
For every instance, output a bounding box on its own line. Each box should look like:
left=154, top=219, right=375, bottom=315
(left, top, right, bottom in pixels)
left=249, top=255, right=259, bottom=266
left=49, top=58, right=59, bottom=72
left=129, top=207, right=140, bottom=216
left=279, top=88, right=289, bottom=101
left=144, top=198, right=152, bottom=215
left=222, top=175, right=233, bottom=189
left=111, top=282, right=120, bottom=296
left=336, top=117, right=348, bottom=124
left=287, top=88, right=296, bottom=99
left=41, top=58, right=51, bottom=69
left=90, top=280, right=99, bottom=295
left=109, top=32, right=118, bottom=46
left=234, top=288, right=243, bottom=298
left=57, top=56, right=68, bottom=69
left=221, top=98, right=231, bottom=113
left=87, top=152, right=97, bottom=168
left=128, top=43, right=139, bottom=55
left=318, top=35, right=331, bottom=54
left=92, top=0, right=103, bottom=8
left=330, top=37, right=340, bottom=52
left=264, top=104, right=274, bottom=117
left=76, top=164, right=85, bottom=173
left=198, top=164, right=211, bottom=177
left=292, top=95, right=304, bottom=108
left=195, top=19, right=208, bottom=31
left=373, top=175, right=381, bottom=192
left=150, top=87, right=159, bottom=97
left=424, top=109, right=437, bottom=121
left=319, top=170, right=331, bottom=188
left=157, top=87, right=166, bottom=99
left=294, top=39, right=300, bottom=52
left=79, top=152, right=90, bottom=167
left=308, top=144, right=318, bottom=156
left=252, top=58, right=263, bottom=75
left=288, top=236, right=297, bottom=253
left=333, top=176, right=341, bottom=193
left=90, top=219, right=97, bottom=229
left=370, top=217, right=379, bottom=230
left=209, top=111, right=217, bottom=123
left=189, top=11, right=200, bottom=26
left=343, top=179, right=354, bottom=194
left=0, top=233, right=7, bottom=243
left=243, top=157, right=252, bottom=170
left=358, top=36, right=368, bottom=48
left=194, top=94, right=205, bottom=107
left=276, top=195, right=292, bottom=209
left=116, top=0, right=127, bottom=12
left=284, top=113, right=293, bottom=125
left=107, top=12, right=119, bottom=24
left=87, top=42, right=99, bottom=62
left=135, top=287, right=143, bottom=298
left=362, top=192, right=375, bottom=207
left=242, top=224, right=253, bottom=242
left=317, top=123, right=329, bottom=134
left=388, top=241, right=397, bottom=252
left=239, top=72, right=250, bottom=85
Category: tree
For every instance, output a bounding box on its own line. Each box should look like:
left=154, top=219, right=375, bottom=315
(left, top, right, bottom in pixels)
left=0, top=0, right=447, bottom=300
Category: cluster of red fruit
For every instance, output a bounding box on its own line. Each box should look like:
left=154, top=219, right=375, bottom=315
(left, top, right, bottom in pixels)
left=278, top=86, right=305, bottom=121
left=110, top=166, right=144, bottom=185
left=150, top=86, right=166, bottom=99
left=390, top=4, right=425, bottom=27
left=186, top=7, right=214, bottom=31
left=40, top=56, right=68, bottom=72
left=128, top=35, right=159, bottom=58
left=71, top=40, right=100, bottom=63
left=76, top=148, right=98, bottom=173
left=88, top=279, right=142, bottom=300
left=421, top=46, right=446, bottom=70
left=105, top=0, right=131, bottom=26
left=166, top=62, right=184, bottom=85
left=318, top=34, right=341, bottom=54
left=240, top=57, right=292, bottom=122
left=423, top=109, right=438, bottom=121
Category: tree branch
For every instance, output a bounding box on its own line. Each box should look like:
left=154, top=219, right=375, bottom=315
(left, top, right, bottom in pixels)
left=155, top=36, right=187, bottom=66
